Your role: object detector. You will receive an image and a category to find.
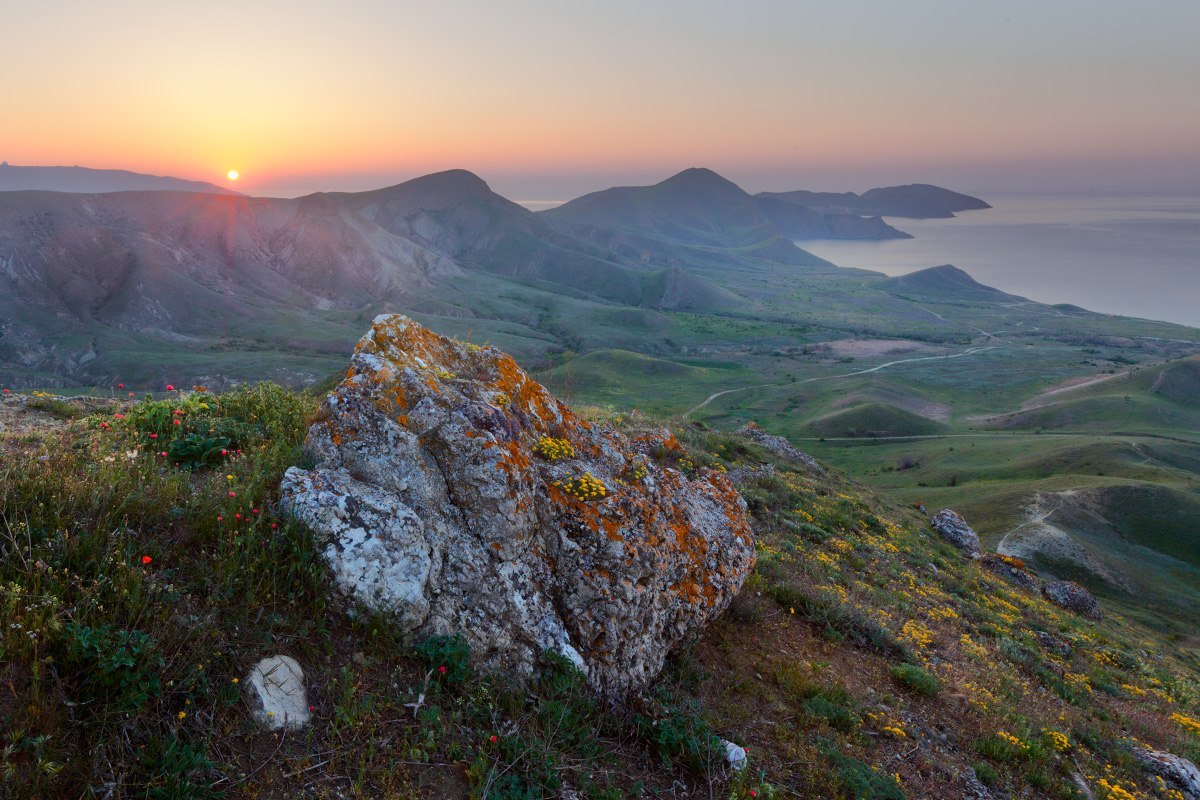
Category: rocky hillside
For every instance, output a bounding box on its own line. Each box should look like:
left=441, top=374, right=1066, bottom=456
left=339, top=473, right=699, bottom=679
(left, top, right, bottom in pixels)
left=2, top=319, right=1199, bottom=799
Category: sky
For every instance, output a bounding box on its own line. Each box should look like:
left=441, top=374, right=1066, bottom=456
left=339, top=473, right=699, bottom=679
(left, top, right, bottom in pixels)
left=4, top=0, right=1200, bottom=199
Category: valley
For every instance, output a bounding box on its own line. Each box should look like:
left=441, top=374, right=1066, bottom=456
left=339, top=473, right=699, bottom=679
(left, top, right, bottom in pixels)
left=4, top=167, right=1199, bottom=640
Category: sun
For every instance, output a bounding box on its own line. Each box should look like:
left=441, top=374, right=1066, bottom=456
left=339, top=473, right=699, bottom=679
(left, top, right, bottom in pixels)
left=226, top=170, right=239, bottom=181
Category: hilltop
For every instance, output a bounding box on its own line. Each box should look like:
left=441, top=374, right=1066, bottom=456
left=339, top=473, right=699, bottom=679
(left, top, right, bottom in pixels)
left=544, top=167, right=912, bottom=244
left=759, top=183, right=991, bottom=219
left=0, top=162, right=239, bottom=195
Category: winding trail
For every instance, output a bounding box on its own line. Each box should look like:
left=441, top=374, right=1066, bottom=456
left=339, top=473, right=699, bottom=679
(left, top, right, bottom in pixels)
left=682, top=345, right=998, bottom=419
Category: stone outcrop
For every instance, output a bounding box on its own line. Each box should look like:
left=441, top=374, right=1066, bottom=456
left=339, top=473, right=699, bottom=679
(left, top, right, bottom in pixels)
left=1043, top=580, right=1102, bottom=620
left=1133, top=747, right=1200, bottom=800
left=979, top=553, right=1040, bottom=592
left=281, top=314, right=755, bottom=694
left=245, top=655, right=310, bottom=730
left=930, top=509, right=982, bottom=558
left=735, top=422, right=824, bottom=473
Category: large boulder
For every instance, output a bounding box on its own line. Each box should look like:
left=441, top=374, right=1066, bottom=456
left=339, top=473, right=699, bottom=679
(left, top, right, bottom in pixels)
left=1133, top=747, right=1200, bottom=800
left=930, top=509, right=982, bottom=558
left=1043, top=580, right=1102, bottom=620
left=281, top=314, right=755, bottom=694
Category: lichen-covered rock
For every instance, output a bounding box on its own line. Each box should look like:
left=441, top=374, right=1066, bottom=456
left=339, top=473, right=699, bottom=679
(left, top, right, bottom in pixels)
left=281, top=314, right=755, bottom=694
left=735, top=422, right=824, bottom=473
left=1043, top=580, right=1102, bottom=620
left=980, top=553, right=1040, bottom=592
left=930, top=509, right=982, bottom=558
left=1133, top=747, right=1200, bottom=800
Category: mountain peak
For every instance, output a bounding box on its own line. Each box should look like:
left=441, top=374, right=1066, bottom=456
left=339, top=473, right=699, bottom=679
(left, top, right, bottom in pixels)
left=656, top=167, right=746, bottom=197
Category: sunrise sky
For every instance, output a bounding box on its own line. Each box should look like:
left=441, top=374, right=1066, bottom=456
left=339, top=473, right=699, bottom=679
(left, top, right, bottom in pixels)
left=5, top=0, right=1199, bottom=199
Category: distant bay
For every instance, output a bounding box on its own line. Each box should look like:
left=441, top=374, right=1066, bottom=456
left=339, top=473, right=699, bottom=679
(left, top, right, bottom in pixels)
left=800, top=193, right=1200, bottom=328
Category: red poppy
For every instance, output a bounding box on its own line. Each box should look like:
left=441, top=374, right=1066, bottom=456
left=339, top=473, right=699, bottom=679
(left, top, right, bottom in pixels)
left=149, top=433, right=158, bottom=439
left=118, top=383, right=124, bottom=389
left=141, top=555, right=152, bottom=564
left=221, top=449, right=228, bottom=456
left=228, top=491, right=236, bottom=497
left=489, top=735, right=498, bottom=743
left=438, top=665, right=447, bottom=674
left=166, top=384, right=176, bottom=391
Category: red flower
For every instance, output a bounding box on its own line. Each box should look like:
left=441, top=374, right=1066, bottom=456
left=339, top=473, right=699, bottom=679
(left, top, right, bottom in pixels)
left=173, top=420, right=181, bottom=426
left=118, top=383, right=124, bottom=389
left=166, top=384, right=176, bottom=391
left=438, top=665, right=447, bottom=674
left=3, top=389, right=8, bottom=394
left=271, top=523, right=277, bottom=529
left=221, top=449, right=228, bottom=456
left=749, top=792, right=757, bottom=798
left=160, top=451, right=167, bottom=457
left=149, top=433, right=158, bottom=439
left=128, top=392, right=134, bottom=397
left=489, top=735, right=497, bottom=743
left=235, top=513, right=242, bottom=520
left=217, top=516, right=224, bottom=522
left=141, top=555, right=152, bottom=564
left=228, top=491, right=236, bottom=497
left=308, top=705, right=315, bottom=712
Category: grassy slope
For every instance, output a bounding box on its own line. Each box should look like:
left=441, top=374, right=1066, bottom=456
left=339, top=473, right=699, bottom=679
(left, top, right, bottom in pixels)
left=3, top=387, right=1200, bottom=799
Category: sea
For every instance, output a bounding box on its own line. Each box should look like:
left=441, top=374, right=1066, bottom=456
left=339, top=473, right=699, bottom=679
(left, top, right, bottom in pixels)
left=798, top=193, right=1200, bottom=329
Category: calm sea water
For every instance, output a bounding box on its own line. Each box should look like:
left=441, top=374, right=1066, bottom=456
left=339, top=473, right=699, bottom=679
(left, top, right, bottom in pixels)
left=801, top=193, right=1200, bottom=328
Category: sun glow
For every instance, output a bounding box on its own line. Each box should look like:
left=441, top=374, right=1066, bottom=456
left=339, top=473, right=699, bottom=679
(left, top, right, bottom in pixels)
left=227, top=170, right=239, bottom=181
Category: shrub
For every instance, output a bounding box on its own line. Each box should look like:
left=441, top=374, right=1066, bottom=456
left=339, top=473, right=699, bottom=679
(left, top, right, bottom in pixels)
left=64, top=624, right=164, bottom=711
left=891, top=663, right=939, bottom=696
left=415, top=634, right=472, bottom=686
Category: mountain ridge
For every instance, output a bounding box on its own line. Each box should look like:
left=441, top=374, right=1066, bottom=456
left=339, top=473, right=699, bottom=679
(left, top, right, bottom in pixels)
left=0, top=162, right=241, bottom=196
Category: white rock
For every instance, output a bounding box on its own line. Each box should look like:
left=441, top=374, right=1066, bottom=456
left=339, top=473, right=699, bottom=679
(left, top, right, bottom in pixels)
left=246, top=655, right=310, bottom=730
left=722, top=739, right=747, bottom=771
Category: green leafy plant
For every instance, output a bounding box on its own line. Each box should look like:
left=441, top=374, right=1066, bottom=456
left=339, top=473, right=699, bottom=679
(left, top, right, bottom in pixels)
left=167, top=433, right=231, bottom=469
left=890, top=663, right=939, bottom=696
left=64, top=624, right=164, bottom=711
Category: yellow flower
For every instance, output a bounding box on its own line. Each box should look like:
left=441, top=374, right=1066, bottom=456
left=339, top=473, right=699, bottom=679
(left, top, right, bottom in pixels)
left=177, top=711, right=187, bottom=720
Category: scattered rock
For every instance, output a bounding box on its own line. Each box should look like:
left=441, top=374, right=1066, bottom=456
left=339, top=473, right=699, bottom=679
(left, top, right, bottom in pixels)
left=962, top=768, right=994, bottom=799
left=281, top=314, right=755, bottom=694
left=979, top=553, right=1040, bottom=592
left=722, top=739, right=747, bottom=772
left=245, top=655, right=310, bottom=730
left=930, top=509, right=982, bottom=558
left=1133, top=747, right=1200, bottom=800
left=734, top=422, right=824, bottom=472
left=1043, top=580, right=1101, bottom=620
left=1034, top=631, right=1072, bottom=657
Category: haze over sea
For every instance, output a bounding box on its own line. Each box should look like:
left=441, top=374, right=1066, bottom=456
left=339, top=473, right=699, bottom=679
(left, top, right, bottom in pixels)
left=800, top=193, right=1200, bottom=328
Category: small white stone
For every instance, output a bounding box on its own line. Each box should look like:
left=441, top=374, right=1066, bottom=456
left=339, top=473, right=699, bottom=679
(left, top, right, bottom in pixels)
left=722, top=739, right=747, bottom=771
left=246, top=655, right=310, bottom=730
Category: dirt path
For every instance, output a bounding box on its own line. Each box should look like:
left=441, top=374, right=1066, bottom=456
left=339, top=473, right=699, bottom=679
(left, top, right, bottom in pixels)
left=1017, top=370, right=1132, bottom=410
left=681, top=345, right=999, bottom=419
